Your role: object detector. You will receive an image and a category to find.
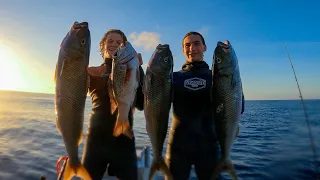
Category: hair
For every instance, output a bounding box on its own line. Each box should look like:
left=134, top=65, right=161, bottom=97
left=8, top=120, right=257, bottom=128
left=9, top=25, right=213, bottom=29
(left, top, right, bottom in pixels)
left=98, top=29, right=128, bottom=58
left=182, top=31, right=206, bottom=47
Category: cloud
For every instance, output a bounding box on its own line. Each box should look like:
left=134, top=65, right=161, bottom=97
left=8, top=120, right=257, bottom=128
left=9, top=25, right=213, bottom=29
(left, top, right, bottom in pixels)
left=128, top=31, right=161, bottom=52
left=197, top=26, right=210, bottom=37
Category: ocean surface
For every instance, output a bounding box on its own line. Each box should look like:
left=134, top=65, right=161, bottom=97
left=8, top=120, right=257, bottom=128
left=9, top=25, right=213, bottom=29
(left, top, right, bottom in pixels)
left=0, top=90, right=319, bottom=180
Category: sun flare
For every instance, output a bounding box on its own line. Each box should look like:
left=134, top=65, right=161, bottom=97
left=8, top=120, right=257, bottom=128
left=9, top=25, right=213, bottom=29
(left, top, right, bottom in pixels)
left=0, top=42, right=24, bottom=91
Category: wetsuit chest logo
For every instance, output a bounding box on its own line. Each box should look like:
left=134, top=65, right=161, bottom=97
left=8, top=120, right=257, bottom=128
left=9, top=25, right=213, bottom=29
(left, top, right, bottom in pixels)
left=184, top=77, right=206, bottom=91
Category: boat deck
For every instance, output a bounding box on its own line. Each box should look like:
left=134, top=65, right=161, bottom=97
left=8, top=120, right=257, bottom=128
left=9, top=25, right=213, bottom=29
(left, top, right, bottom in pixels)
left=102, top=146, right=197, bottom=180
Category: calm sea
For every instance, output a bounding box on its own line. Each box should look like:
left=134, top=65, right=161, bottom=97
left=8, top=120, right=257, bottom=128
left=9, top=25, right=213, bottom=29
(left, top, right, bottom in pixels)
left=0, top=90, right=319, bottom=180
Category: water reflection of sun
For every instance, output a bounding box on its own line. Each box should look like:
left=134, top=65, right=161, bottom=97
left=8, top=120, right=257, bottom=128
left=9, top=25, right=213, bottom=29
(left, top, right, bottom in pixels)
left=0, top=41, right=24, bottom=91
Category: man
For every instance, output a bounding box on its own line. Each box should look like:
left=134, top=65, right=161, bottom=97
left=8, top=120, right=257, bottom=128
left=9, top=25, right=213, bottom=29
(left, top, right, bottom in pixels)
left=165, top=31, right=245, bottom=180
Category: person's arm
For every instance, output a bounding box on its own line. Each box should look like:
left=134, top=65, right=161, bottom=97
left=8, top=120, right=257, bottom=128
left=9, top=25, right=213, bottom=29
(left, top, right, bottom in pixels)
left=135, top=66, right=145, bottom=111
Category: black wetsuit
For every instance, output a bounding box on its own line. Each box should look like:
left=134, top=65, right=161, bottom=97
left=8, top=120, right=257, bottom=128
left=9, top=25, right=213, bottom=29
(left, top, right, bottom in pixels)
left=165, top=61, right=245, bottom=180
left=81, top=58, right=144, bottom=180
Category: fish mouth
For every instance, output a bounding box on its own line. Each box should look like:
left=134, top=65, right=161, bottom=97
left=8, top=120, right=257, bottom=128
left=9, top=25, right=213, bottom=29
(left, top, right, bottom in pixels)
left=72, top=21, right=89, bottom=29
left=217, top=40, right=231, bottom=53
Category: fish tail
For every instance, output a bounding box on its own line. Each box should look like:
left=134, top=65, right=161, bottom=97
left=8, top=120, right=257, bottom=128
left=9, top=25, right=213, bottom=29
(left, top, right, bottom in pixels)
left=113, top=113, right=133, bottom=139
left=63, top=161, right=92, bottom=180
left=210, top=158, right=238, bottom=180
left=148, top=158, right=173, bottom=180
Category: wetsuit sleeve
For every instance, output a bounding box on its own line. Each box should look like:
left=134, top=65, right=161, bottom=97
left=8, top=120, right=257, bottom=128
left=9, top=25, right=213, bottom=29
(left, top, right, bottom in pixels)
left=241, top=92, right=245, bottom=114
left=135, top=66, right=145, bottom=111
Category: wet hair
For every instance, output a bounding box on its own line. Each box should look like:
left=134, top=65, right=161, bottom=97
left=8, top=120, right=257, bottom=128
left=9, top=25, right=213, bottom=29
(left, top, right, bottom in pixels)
left=182, top=31, right=206, bottom=47
left=99, top=29, right=128, bottom=58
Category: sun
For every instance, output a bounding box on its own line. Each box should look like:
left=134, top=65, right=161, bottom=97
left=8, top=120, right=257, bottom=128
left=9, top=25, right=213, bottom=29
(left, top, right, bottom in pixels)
left=0, top=42, right=24, bottom=91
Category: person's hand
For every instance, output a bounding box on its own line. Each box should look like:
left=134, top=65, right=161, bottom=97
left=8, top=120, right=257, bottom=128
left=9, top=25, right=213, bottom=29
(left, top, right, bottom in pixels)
left=137, top=53, right=143, bottom=66
left=87, top=65, right=106, bottom=77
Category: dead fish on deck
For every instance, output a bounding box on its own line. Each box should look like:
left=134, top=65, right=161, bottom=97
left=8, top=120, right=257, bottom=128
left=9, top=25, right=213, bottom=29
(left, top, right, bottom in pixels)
left=210, top=40, right=243, bottom=180
left=108, top=41, right=140, bottom=139
left=54, top=21, right=92, bottom=180
left=144, top=44, right=174, bottom=180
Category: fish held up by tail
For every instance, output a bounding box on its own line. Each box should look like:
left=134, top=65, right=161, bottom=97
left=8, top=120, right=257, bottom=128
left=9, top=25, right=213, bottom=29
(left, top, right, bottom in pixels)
left=143, top=44, right=174, bottom=180
left=108, top=41, right=140, bottom=139
left=210, top=40, right=243, bottom=180
left=54, top=21, right=92, bottom=180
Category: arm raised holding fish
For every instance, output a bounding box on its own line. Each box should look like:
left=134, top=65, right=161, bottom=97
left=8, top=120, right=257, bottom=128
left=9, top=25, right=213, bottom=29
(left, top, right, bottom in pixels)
left=80, top=29, right=145, bottom=180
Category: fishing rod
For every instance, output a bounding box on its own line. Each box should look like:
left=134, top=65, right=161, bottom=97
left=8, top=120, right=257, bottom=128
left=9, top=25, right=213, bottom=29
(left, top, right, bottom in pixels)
left=283, top=43, right=319, bottom=180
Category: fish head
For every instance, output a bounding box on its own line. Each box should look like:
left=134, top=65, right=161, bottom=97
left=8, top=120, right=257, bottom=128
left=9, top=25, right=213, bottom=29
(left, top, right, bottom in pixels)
left=147, top=44, right=174, bottom=74
left=212, top=40, right=238, bottom=74
left=113, top=41, right=137, bottom=64
left=60, top=21, right=91, bottom=63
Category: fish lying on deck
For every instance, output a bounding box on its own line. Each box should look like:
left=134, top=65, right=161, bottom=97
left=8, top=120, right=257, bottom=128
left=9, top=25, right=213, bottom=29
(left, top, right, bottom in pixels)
left=108, top=41, right=140, bottom=139
left=54, top=21, right=92, bottom=180
left=210, top=40, right=243, bottom=180
left=144, top=44, right=174, bottom=180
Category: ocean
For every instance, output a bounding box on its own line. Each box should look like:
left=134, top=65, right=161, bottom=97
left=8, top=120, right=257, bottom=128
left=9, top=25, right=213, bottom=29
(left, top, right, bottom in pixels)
left=0, top=90, right=319, bottom=180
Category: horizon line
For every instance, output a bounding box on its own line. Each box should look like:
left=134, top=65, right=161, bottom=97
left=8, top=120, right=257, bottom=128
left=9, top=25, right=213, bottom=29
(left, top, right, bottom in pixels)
left=0, top=89, right=319, bottom=101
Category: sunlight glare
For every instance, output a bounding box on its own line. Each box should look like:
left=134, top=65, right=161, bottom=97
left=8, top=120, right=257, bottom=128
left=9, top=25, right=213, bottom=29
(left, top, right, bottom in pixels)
left=0, top=42, right=24, bottom=91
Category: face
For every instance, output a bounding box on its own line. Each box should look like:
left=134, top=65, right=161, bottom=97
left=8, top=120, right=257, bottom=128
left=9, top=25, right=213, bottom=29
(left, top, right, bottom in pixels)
left=182, top=34, right=207, bottom=62
left=104, top=32, right=124, bottom=58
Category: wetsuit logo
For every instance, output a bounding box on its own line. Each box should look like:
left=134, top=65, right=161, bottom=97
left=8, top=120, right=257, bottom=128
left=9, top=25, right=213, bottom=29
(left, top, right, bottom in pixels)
left=184, top=77, right=206, bottom=91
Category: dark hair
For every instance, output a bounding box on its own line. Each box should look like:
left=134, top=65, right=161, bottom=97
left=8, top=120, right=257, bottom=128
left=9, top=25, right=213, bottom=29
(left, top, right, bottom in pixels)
left=182, top=31, right=206, bottom=47
left=99, top=29, right=128, bottom=57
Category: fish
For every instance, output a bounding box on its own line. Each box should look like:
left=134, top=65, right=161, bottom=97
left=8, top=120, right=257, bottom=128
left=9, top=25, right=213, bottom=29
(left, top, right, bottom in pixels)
left=210, top=40, right=243, bottom=180
left=143, top=44, right=174, bottom=180
left=108, top=41, right=140, bottom=139
left=54, top=21, right=92, bottom=180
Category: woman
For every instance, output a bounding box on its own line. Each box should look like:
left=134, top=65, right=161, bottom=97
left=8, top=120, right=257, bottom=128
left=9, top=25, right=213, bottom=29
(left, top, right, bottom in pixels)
left=81, top=29, right=145, bottom=180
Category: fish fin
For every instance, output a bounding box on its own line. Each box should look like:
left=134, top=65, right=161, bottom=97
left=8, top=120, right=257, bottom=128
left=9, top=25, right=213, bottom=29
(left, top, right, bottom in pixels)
left=241, top=92, right=245, bottom=114
left=107, top=78, right=118, bottom=113
left=55, top=116, right=61, bottom=133
left=63, top=161, right=92, bottom=180
left=113, top=115, right=133, bottom=139
left=149, top=158, right=173, bottom=180
left=60, top=59, right=66, bottom=78
left=54, top=67, right=57, bottom=83
left=143, top=70, right=152, bottom=96
left=234, top=124, right=239, bottom=140
left=210, top=158, right=238, bottom=180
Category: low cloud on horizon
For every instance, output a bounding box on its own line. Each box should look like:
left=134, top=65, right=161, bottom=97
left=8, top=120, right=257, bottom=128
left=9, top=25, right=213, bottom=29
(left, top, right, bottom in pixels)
left=128, top=31, right=161, bottom=52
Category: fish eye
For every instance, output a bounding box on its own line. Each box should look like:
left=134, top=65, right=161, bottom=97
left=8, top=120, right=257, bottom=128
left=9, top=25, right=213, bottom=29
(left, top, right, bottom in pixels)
left=164, top=57, right=168, bottom=62
left=81, top=39, right=86, bottom=45
left=216, top=58, right=221, bottom=64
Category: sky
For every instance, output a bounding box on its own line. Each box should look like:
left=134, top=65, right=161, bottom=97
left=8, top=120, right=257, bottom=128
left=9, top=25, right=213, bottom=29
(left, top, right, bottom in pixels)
left=0, top=0, right=319, bottom=100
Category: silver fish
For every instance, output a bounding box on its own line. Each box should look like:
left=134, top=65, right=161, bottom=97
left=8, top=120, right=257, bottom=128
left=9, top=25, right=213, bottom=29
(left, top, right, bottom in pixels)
left=108, top=41, right=140, bottom=139
left=54, top=21, right=92, bottom=180
left=210, top=40, right=243, bottom=180
left=144, top=44, right=174, bottom=180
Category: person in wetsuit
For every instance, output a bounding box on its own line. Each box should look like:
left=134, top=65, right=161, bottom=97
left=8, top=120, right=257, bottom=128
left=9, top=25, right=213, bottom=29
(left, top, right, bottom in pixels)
left=81, top=29, right=145, bottom=180
left=165, top=31, right=245, bottom=180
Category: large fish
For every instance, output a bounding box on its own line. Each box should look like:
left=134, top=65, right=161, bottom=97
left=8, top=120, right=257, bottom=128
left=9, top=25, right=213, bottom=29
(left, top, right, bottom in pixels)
left=54, top=21, right=92, bottom=180
left=108, top=41, right=140, bottom=139
left=143, top=44, right=174, bottom=180
left=210, top=40, right=243, bottom=180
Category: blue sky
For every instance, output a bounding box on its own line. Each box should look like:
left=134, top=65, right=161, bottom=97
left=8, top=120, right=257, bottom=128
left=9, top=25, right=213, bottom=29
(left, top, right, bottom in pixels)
left=0, top=0, right=319, bottom=100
